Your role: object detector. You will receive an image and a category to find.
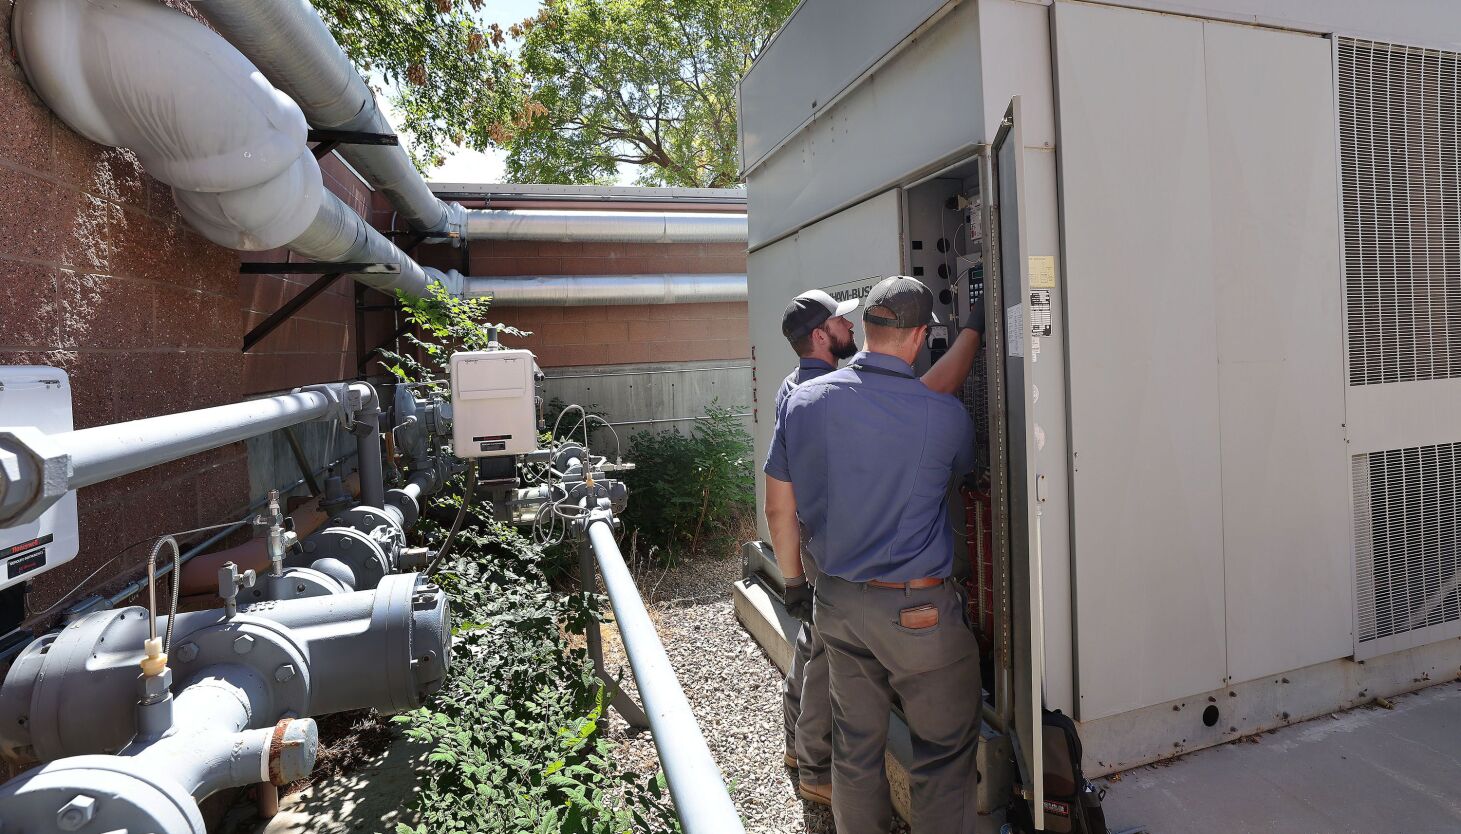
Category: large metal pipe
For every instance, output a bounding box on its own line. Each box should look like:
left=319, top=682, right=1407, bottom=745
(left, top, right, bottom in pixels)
left=464, top=274, right=747, bottom=306
left=291, top=190, right=462, bottom=296
left=12, top=0, right=455, bottom=299
left=192, top=0, right=465, bottom=240
left=585, top=512, right=743, bottom=834
left=0, top=383, right=369, bottom=527
left=463, top=209, right=746, bottom=244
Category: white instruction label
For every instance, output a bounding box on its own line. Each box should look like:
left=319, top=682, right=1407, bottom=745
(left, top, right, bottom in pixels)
left=1007, top=304, right=1025, bottom=358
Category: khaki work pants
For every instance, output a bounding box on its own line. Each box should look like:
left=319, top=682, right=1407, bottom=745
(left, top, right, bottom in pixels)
left=815, top=574, right=982, bottom=834
left=782, top=549, right=833, bottom=785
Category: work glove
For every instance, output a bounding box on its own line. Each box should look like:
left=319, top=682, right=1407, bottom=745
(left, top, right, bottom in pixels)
left=784, top=576, right=814, bottom=625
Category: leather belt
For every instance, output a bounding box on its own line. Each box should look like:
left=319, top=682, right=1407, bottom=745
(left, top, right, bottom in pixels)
left=866, top=577, right=943, bottom=590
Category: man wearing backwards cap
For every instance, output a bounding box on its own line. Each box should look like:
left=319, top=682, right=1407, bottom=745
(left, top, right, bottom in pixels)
left=774, top=287, right=983, bottom=809
left=765, top=276, right=982, bottom=833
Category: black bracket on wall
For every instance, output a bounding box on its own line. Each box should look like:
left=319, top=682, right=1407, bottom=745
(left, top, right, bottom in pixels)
left=308, top=128, right=399, bottom=159
left=241, top=263, right=400, bottom=352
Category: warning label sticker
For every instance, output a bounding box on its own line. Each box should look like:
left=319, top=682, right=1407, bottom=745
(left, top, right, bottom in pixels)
left=1030, top=289, right=1052, bottom=337
left=1007, top=304, right=1025, bottom=358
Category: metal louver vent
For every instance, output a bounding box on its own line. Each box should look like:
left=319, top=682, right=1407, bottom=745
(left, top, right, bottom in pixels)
left=1353, top=445, right=1461, bottom=644
left=1338, top=38, right=1461, bottom=386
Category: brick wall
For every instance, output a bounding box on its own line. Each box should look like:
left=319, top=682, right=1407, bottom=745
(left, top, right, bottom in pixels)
left=0, top=3, right=248, bottom=616
left=416, top=232, right=750, bottom=368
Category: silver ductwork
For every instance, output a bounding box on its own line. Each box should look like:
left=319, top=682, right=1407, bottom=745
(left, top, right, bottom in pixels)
left=192, top=0, right=466, bottom=241
left=463, top=209, right=747, bottom=244
left=463, top=274, right=747, bottom=306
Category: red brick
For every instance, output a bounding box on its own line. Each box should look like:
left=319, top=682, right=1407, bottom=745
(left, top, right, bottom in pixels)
left=152, top=284, right=209, bottom=348
left=59, top=272, right=155, bottom=349
left=52, top=129, right=147, bottom=212
left=56, top=189, right=125, bottom=274
left=46, top=349, right=114, bottom=429
left=112, top=351, right=193, bottom=421
left=0, top=165, right=59, bottom=263
left=189, top=351, right=244, bottom=408
left=147, top=178, right=179, bottom=221
left=0, top=70, right=52, bottom=174
left=0, top=260, right=60, bottom=347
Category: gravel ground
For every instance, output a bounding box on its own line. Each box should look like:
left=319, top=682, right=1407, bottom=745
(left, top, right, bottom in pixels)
left=598, top=550, right=910, bottom=834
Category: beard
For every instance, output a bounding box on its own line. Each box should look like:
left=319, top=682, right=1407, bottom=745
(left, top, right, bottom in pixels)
left=830, top=332, right=858, bottom=360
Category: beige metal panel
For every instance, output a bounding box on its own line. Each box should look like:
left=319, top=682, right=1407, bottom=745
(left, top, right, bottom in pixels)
left=745, top=1, right=982, bottom=250
left=1053, top=1, right=1227, bottom=720
left=975, top=0, right=1075, bottom=715
left=1344, top=380, right=1461, bottom=455
left=746, top=190, right=905, bottom=540
left=1204, top=23, right=1353, bottom=684
left=1080, top=0, right=1461, bottom=52
left=738, top=0, right=950, bottom=173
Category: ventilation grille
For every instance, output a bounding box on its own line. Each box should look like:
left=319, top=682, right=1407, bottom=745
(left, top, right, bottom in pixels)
left=1338, top=38, right=1461, bottom=386
left=1353, top=445, right=1461, bottom=643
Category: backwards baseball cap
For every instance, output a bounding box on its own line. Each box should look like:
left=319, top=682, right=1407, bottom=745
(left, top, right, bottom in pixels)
left=781, top=289, right=860, bottom=342
left=863, top=276, right=938, bottom=329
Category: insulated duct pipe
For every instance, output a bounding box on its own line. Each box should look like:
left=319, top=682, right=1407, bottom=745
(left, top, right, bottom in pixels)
left=463, top=209, right=747, bottom=244
left=192, top=0, right=465, bottom=240
left=464, top=274, right=747, bottom=306
left=11, top=0, right=457, bottom=297
left=0, top=382, right=373, bottom=527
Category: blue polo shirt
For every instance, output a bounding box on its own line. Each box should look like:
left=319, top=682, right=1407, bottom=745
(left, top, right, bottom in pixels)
left=775, top=357, right=835, bottom=412
left=764, top=350, right=975, bottom=582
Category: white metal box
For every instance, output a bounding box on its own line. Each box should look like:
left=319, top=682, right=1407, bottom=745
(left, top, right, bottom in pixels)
left=449, top=350, right=538, bottom=458
left=0, top=367, right=79, bottom=590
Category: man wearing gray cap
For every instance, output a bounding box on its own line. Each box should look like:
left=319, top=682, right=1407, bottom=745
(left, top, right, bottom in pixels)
left=765, top=276, right=982, bottom=833
left=773, top=287, right=983, bottom=808
left=773, top=289, right=858, bottom=806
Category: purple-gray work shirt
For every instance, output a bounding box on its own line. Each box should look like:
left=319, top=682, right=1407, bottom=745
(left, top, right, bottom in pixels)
left=775, top=357, right=835, bottom=413
left=763, top=350, right=975, bottom=583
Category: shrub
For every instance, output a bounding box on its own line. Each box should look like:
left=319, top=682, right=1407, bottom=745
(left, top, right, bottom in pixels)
left=383, top=287, right=680, bottom=833
left=620, top=402, right=754, bottom=565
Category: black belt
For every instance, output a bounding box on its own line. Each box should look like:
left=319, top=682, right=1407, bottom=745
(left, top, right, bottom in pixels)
left=851, top=363, right=914, bottom=380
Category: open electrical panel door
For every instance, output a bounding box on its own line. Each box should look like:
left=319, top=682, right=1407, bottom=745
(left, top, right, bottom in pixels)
left=985, top=97, right=1047, bottom=829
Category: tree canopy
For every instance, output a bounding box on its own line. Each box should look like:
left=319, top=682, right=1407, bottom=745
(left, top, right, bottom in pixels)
left=313, top=0, right=797, bottom=187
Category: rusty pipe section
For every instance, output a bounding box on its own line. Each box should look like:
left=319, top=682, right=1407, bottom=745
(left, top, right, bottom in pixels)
left=178, top=474, right=359, bottom=596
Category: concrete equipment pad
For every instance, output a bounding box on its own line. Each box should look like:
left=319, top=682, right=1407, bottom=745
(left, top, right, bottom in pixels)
left=1101, top=683, right=1461, bottom=834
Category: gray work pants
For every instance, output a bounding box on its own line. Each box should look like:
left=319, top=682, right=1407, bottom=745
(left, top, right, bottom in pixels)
left=815, top=574, right=982, bottom=834
left=782, top=549, right=833, bottom=785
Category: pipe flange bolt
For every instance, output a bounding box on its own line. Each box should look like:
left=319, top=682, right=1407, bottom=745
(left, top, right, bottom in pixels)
left=0, top=428, right=72, bottom=527
left=233, top=635, right=255, bottom=654
left=56, top=794, right=96, bottom=831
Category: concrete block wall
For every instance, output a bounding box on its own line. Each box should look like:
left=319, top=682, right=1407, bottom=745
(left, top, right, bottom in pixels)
left=0, top=3, right=250, bottom=616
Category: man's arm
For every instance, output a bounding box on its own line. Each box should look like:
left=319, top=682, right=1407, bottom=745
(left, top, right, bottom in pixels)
left=764, top=475, right=803, bottom=582
left=921, top=327, right=982, bottom=395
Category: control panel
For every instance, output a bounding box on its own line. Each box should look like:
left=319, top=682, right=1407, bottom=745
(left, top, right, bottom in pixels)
left=448, top=349, right=539, bottom=458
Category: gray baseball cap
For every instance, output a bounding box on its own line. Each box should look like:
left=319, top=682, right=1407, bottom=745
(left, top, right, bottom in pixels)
left=863, top=276, right=938, bottom=329
left=781, top=289, right=860, bottom=341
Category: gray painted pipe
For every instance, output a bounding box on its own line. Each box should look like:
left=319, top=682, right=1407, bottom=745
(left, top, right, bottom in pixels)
left=62, top=384, right=362, bottom=490
left=463, top=274, right=747, bottom=306
left=352, top=385, right=385, bottom=509
left=193, top=0, right=465, bottom=239
left=0, top=383, right=370, bottom=527
left=464, top=209, right=746, bottom=244
left=585, top=513, right=744, bottom=834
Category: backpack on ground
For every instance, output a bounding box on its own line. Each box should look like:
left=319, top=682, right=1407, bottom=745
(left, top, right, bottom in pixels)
left=1007, top=709, right=1109, bottom=834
